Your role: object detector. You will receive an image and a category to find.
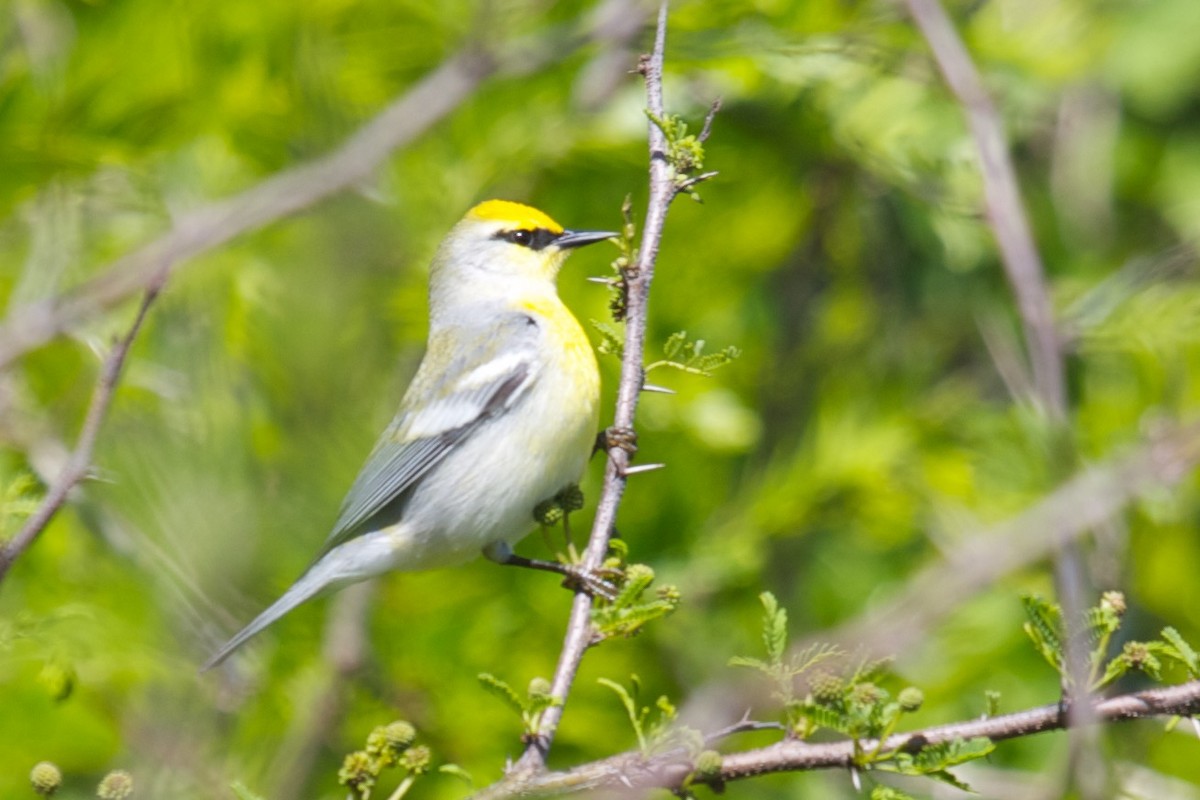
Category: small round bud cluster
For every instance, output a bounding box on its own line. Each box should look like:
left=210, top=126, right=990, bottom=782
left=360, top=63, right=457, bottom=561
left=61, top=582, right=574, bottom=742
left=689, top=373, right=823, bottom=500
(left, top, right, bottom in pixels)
left=657, top=584, right=682, bottom=605
left=849, top=681, right=882, bottom=707
left=400, top=745, right=432, bottom=775
left=692, top=750, right=723, bottom=782
left=338, top=751, right=375, bottom=797
left=533, top=499, right=564, bottom=526
left=528, top=677, right=553, bottom=701
left=96, top=770, right=134, bottom=800
left=383, top=721, right=417, bottom=752
left=365, top=720, right=417, bottom=769
left=38, top=662, right=75, bottom=702
left=898, top=687, right=924, bottom=713
left=809, top=672, right=844, bottom=704
left=558, top=485, right=584, bottom=513
left=1123, top=641, right=1151, bottom=668
left=1101, top=591, right=1127, bottom=616
left=30, top=762, right=62, bottom=797
left=624, top=563, right=655, bottom=585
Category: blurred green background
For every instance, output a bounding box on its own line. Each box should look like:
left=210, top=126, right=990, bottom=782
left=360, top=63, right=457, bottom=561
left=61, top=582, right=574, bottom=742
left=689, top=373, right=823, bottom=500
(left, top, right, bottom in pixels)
left=3, top=0, right=1200, bottom=797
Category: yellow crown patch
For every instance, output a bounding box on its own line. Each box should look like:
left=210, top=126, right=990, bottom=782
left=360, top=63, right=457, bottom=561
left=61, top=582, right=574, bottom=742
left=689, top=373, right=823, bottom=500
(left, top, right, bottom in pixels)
left=467, top=200, right=564, bottom=234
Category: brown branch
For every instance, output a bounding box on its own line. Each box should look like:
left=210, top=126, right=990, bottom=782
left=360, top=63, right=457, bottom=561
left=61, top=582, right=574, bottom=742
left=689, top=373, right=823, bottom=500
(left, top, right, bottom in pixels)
left=675, top=419, right=1200, bottom=735
left=0, top=273, right=166, bottom=584
left=507, top=0, right=684, bottom=779
left=470, top=680, right=1200, bottom=798
left=0, top=0, right=651, bottom=371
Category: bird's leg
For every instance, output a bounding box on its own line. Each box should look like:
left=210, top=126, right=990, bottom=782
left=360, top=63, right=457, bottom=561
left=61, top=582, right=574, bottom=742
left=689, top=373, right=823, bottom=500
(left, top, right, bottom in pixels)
left=483, top=542, right=619, bottom=601
left=594, top=425, right=638, bottom=458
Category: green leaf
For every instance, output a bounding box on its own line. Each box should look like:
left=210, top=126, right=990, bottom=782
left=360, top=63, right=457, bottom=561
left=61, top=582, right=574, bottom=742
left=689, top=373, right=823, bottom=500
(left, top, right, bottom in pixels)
left=598, top=677, right=648, bottom=753
left=438, top=764, right=474, bottom=787
left=477, top=673, right=526, bottom=716
left=663, top=331, right=686, bottom=360
left=1162, top=626, right=1200, bottom=676
left=760, top=591, right=787, bottom=664
left=589, top=319, right=625, bottom=360
left=727, top=655, right=771, bottom=672
left=1022, top=595, right=1065, bottom=673
left=230, top=782, right=267, bottom=800
left=870, top=787, right=918, bottom=800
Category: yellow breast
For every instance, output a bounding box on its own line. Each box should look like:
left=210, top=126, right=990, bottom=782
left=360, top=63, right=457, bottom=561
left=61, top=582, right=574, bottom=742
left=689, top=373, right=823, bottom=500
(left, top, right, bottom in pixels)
left=517, top=295, right=600, bottom=418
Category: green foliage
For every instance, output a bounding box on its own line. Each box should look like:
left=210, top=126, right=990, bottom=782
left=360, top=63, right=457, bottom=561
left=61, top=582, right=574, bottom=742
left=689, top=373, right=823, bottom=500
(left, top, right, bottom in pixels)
left=4, top=0, right=1200, bottom=795
left=881, top=737, right=996, bottom=790
left=337, top=720, right=432, bottom=800
left=732, top=592, right=993, bottom=790
left=477, top=674, right=560, bottom=738
left=229, top=783, right=267, bottom=800
left=729, top=592, right=842, bottom=732
left=0, top=472, right=41, bottom=536
left=645, top=110, right=716, bottom=201
left=1022, top=591, right=1200, bottom=690
left=591, top=562, right=682, bottom=640
left=647, top=331, right=742, bottom=377
left=597, top=675, right=701, bottom=757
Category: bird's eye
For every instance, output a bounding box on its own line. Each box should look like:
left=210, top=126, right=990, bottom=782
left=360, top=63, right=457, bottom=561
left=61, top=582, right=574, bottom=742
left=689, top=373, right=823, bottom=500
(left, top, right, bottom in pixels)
left=507, top=229, right=534, bottom=247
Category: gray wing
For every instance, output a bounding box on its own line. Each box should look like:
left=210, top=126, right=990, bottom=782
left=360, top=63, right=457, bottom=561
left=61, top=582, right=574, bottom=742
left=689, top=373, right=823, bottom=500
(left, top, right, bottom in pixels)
left=317, top=312, right=541, bottom=555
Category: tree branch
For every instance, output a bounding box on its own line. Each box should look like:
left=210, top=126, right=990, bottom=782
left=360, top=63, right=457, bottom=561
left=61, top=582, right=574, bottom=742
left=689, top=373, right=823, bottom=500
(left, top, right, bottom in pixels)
left=0, top=0, right=652, bottom=371
left=0, top=273, right=166, bottom=584
left=471, top=680, right=1200, bottom=798
left=508, top=0, right=685, bottom=778
left=903, top=0, right=1065, bottom=417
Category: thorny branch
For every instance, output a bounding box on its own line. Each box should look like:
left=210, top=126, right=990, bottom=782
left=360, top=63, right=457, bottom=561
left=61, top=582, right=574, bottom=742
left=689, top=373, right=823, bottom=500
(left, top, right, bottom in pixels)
left=470, top=680, right=1200, bottom=798
left=505, top=0, right=707, bottom=782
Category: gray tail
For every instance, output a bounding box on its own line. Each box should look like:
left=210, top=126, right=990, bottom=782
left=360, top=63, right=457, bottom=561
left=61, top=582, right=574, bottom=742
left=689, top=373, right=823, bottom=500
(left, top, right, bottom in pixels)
left=200, top=569, right=329, bottom=672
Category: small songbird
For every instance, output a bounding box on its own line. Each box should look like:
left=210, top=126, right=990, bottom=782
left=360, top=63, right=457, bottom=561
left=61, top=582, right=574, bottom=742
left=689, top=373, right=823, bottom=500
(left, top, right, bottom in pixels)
left=202, top=200, right=614, bottom=670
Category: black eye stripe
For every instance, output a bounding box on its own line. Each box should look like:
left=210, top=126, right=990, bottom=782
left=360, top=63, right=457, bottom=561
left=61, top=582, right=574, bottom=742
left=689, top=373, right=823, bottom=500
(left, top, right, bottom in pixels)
left=493, top=228, right=560, bottom=251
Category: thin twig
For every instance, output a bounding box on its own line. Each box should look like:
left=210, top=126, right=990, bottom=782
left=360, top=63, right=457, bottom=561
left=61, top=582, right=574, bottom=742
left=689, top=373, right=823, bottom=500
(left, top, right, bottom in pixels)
left=0, top=0, right=651, bottom=371
left=509, top=0, right=679, bottom=778
left=469, top=679, right=1200, bottom=798
left=903, top=0, right=1065, bottom=417
left=0, top=273, right=166, bottom=583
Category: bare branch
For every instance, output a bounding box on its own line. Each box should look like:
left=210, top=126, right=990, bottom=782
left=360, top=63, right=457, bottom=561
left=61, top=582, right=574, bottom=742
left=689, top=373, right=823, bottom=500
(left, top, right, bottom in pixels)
left=470, top=680, right=1200, bottom=798
left=0, top=0, right=651, bottom=371
left=0, top=273, right=166, bottom=583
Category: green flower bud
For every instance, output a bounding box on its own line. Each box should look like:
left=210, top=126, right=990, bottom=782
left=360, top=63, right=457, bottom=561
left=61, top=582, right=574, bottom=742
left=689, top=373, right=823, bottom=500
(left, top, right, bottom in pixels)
left=338, top=751, right=376, bottom=796
left=30, top=762, right=62, bottom=797
left=692, top=750, right=723, bottom=782
left=898, top=687, right=924, bottom=712
left=809, top=672, right=844, bottom=704
left=557, top=484, right=584, bottom=513
left=400, top=745, right=432, bottom=775
left=383, top=721, right=417, bottom=753
left=528, top=677, right=553, bottom=701
left=533, top=499, right=563, bottom=526
left=1101, top=591, right=1126, bottom=616
left=849, top=681, right=882, bottom=706
left=96, top=770, right=133, bottom=800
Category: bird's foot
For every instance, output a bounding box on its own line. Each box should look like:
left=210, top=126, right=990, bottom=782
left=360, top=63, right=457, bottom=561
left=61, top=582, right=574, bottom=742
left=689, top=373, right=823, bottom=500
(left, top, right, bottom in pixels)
left=594, top=425, right=638, bottom=458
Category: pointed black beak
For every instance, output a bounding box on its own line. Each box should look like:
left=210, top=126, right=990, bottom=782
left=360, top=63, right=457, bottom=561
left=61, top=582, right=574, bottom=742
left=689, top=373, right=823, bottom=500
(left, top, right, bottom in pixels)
left=555, top=229, right=618, bottom=249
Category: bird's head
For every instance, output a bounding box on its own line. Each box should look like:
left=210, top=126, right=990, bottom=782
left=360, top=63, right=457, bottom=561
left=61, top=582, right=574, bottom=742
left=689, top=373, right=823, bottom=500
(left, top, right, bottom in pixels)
left=432, top=200, right=616, bottom=288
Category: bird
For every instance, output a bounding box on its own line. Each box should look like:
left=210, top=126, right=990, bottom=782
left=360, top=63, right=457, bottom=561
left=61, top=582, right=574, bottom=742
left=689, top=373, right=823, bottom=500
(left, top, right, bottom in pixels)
left=201, top=200, right=615, bottom=671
